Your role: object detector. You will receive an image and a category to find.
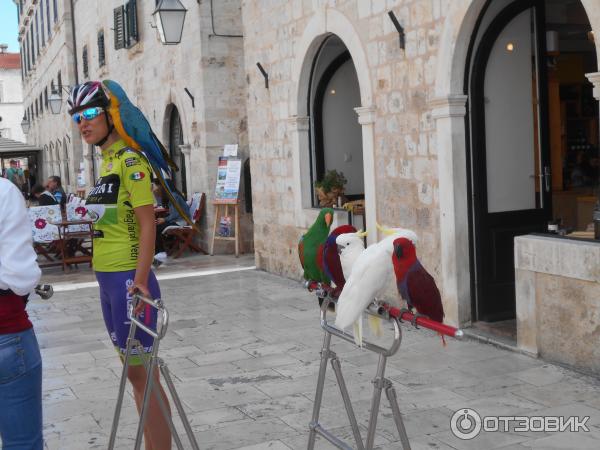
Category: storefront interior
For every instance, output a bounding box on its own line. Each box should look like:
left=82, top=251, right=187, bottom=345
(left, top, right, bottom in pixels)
left=467, top=0, right=598, bottom=337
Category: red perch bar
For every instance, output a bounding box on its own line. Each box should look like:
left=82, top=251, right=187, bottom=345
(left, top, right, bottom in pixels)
left=305, top=280, right=463, bottom=339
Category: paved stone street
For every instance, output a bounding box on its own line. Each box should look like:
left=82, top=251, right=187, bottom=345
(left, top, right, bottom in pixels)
left=28, top=267, right=600, bottom=450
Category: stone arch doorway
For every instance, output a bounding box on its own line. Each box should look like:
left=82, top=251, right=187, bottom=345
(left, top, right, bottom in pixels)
left=310, top=35, right=364, bottom=205
left=433, top=0, right=599, bottom=326
left=291, top=9, right=376, bottom=242
left=469, top=0, right=598, bottom=323
left=167, top=105, right=187, bottom=198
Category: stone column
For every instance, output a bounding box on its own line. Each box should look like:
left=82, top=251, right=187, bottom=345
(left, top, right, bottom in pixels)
left=430, top=95, right=470, bottom=328
left=288, top=115, right=311, bottom=224
left=354, top=105, right=377, bottom=246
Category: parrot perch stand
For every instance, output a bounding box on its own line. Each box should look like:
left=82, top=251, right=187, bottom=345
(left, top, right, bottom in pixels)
left=305, top=282, right=463, bottom=450
left=108, top=294, right=200, bottom=450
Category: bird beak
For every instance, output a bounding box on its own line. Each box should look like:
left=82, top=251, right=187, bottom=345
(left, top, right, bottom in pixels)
left=325, top=212, right=332, bottom=226
left=337, top=244, right=344, bottom=255
left=394, top=245, right=403, bottom=259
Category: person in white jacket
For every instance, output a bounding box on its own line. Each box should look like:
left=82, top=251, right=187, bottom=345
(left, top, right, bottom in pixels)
left=0, top=177, right=43, bottom=450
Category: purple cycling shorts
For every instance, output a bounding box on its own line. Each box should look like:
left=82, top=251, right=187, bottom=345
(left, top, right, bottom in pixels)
left=95, top=269, right=161, bottom=365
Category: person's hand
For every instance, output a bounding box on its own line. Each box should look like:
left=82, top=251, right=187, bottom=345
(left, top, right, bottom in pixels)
left=128, top=282, right=151, bottom=315
left=156, top=217, right=165, bottom=225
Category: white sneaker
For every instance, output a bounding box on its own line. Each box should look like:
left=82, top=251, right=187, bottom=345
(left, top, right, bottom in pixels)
left=154, top=252, right=168, bottom=263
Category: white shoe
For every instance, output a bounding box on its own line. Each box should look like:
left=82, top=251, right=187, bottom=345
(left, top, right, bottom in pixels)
left=154, top=252, right=168, bottom=263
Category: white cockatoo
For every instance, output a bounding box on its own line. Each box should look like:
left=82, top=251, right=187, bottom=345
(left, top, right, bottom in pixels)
left=335, top=225, right=418, bottom=346
left=336, top=231, right=367, bottom=341
left=336, top=231, right=367, bottom=280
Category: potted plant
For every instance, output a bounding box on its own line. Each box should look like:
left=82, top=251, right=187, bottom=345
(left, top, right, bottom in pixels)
left=314, top=169, right=347, bottom=207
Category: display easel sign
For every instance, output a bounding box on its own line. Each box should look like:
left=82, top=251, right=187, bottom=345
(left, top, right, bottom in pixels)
left=214, top=156, right=242, bottom=203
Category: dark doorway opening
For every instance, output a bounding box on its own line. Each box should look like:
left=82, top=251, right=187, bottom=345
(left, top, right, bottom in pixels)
left=308, top=35, right=364, bottom=206
left=168, top=106, right=187, bottom=198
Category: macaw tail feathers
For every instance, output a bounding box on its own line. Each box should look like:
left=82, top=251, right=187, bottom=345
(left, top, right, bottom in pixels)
left=153, top=165, right=200, bottom=233
left=151, top=131, right=179, bottom=173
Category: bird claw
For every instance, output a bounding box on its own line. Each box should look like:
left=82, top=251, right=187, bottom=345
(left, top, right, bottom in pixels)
left=398, top=308, right=412, bottom=323
left=411, top=312, right=429, bottom=329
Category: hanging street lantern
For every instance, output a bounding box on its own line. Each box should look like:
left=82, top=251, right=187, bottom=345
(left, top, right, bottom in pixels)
left=153, top=0, right=187, bottom=45
left=20, top=116, right=31, bottom=134
left=48, top=90, right=63, bottom=115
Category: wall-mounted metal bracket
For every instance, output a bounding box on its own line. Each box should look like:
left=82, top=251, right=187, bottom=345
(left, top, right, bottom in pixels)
left=256, top=62, right=269, bottom=89
left=388, top=11, right=406, bottom=50
left=184, top=88, right=195, bottom=108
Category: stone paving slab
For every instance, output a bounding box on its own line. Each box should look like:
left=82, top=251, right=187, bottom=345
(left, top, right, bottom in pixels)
left=16, top=268, right=600, bottom=449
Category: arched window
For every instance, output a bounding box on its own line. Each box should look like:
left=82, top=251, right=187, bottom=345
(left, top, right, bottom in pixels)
left=168, top=106, right=187, bottom=197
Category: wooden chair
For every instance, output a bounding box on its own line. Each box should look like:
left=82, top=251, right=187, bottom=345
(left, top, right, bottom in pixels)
left=163, top=192, right=207, bottom=259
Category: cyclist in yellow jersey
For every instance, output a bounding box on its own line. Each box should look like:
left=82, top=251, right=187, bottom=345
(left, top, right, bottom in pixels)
left=68, top=81, right=172, bottom=450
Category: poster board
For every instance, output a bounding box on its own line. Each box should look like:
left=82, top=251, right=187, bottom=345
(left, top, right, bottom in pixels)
left=214, top=156, right=242, bottom=203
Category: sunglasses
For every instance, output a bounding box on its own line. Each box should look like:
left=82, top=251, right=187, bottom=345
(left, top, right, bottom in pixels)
left=72, top=107, right=105, bottom=124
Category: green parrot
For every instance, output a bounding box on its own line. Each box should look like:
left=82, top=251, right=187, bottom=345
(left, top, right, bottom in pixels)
left=298, top=207, right=334, bottom=283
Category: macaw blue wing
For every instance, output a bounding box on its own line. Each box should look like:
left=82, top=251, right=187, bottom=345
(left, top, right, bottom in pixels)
left=102, top=79, right=194, bottom=229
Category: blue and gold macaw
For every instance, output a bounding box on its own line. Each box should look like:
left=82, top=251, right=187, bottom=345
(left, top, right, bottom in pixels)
left=101, top=79, right=194, bottom=228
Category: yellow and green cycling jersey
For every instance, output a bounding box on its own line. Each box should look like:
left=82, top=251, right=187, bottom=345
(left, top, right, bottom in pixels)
left=85, top=139, right=154, bottom=272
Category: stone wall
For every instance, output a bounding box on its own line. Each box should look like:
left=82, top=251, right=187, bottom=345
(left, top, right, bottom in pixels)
left=515, top=235, right=600, bottom=375
left=19, top=0, right=82, bottom=186
left=0, top=63, right=25, bottom=142
left=21, top=0, right=252, bottom=252
left=242, top=0, right=447, bottom=290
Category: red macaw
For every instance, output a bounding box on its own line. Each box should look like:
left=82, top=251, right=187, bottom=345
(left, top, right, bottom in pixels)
left=322, top=224, right=357, bottom=297
left=391, top=237, right=444, bottom=323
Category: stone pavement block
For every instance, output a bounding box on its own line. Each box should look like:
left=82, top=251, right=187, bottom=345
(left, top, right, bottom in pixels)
left=451, top=353, right=543, bottom=378
left=40, top=340, right=107, bottom=357
left=205, top=368, right=288, bottom=389
left=185, top=406, right=250, bottom=430
left=242, top=340, right=309, bottom=357
left=450, top=374, right=528, bottom=400
left=433, top=427, right=530, bottom=450
left=444, top=392, right=544, bottom=418
left=43, top=431, right=114, bottom=450
left=281, top=433, right=339, bottom=450
left=43, top=398, right=101, bottom=422
left=172, top=361, right=240, bottom=382
left=511, top=364, right=569, bottom=387
left=177, top=382, right=272, bottom=412
left=188, top=348, right=255, bottom=366
left=254, top=372, right=330, bottom=397
left=233, top=440, right=293, bottom=450
left=528, top=431, right=600, bottom=448
left=43, top=413, right=103, bottom=440
left=232, top=353, right=303, bottom=372
left=511, top=379, right=599, bottom=407
left=527, top=403, right=600, bottom=427
left=190, top=418, right=300, bottom=450
left=43, top=387, right=77, bottom=404
left=237, top=393, right=314, bottom=420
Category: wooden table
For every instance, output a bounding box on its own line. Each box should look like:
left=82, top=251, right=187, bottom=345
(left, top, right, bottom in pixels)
left=51, top=219, right=94, bottom=271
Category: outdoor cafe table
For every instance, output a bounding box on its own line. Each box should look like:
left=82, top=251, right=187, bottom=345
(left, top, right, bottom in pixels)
left=50, top=218, right=94, bottom=271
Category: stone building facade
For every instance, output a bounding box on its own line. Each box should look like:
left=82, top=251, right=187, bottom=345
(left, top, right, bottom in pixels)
left=241, top=0, right=600, bottom=336
left=0, top=48, right=24, bottom=142
left=16, top=0, right=81, bottom=189
left=17, top=0, right=253, bottom=252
